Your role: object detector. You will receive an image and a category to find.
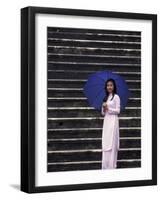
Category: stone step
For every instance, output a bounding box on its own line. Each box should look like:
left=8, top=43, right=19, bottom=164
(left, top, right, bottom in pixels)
left=48, top=39, right=141, bottom=49
left=48, top=27, right=141, bottom=36
left=48, top=107, right=140, bottom=118
left=47, top=160, right=141, bottom=172
left=48, top=54, right=140, bottom=64
left=48, top=97, right=141, bottom=107
left=48, top=127, right=141, bottom=139
left=47, top=31, right=141, bottom=42
left=47, top=138, right=141, bottom=151
left=48, top=88, right=141, bottom=98
left=48, top=63, right=141, bottom=72
left=48, top=47, right=141, bottom=57
left=48, top=117, right=141, bottom=129
left=48, top=149, right=141, bottom=162
left=48, top=79, right=140, bottom=89
left=48, top=70, right=141, bottom=80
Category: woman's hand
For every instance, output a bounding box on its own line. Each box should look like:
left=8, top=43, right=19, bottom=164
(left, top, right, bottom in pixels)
left=102, top=102, right=108, bottom=111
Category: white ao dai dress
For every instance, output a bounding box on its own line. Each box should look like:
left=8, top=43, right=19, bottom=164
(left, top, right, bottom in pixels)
left=101, top=93, right=121, bottom=169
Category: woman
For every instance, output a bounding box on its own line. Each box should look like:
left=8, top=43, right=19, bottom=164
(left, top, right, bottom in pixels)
left=101, top=79, right=121, bottom=169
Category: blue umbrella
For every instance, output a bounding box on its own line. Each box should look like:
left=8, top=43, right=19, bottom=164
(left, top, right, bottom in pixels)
left=83, top=70, right=131, bottom=111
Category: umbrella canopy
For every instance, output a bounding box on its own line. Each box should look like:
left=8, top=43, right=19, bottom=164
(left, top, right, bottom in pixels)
left=83, top=70, right=131, bottom=111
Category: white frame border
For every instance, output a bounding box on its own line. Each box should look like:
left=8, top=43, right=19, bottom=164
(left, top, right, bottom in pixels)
left=35, top=13, right=152, bottom=187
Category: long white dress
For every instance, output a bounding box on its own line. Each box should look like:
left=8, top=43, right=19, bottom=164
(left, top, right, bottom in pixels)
left=101, top=93, right=121, bottom=169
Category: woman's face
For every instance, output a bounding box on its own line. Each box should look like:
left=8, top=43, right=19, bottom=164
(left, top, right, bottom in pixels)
left=106, top=81, right=114, bottom=93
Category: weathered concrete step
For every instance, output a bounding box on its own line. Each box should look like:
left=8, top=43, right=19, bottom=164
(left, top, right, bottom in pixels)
left=47, top=138, right=141, bottom=151
left=48, top=39, right=141, bottom=49
left=48, top=63, right=141, bottom=71
left=48, top=88, right=141, bottom=98
left=48, top=149, right=141, bottom=162
left=48, top=70, right=141, bottom=80
left=48, top=97, right=141, bottom=107
left=48, top=79, right=140, bottom=89
left=117, top=160, right=141, bottom=168
left=48, top=27, right=141, bottom=36
left=48, top=32, right=141, bottom=42
left=48, top=117, right=141, bottom=129
left=48, top=107, right=141, bottom=118
left=48, top=47, right=141, bottom=57
left=48, top=54, right=140, bottom=64
left=48, top=127, right=141, bottom=139
left=47, top=160, right=141, bottom=172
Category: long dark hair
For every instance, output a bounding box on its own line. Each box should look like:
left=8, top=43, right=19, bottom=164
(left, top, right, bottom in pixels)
left=103, top=78, right=117, bottom=102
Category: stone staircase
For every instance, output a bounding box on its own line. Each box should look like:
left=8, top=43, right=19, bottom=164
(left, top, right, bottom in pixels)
left=47, top=27, right=141, bottom=172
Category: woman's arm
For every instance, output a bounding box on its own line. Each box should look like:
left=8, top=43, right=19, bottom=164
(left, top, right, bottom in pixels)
left=108, top=95, right=121, bottom=115
left=101, top=105, right=105, bottom=116
left=101, top=102, right=107, bottom=116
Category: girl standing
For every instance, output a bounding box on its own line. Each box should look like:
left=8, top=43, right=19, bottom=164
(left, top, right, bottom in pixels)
left=101, top=79, right=121, bottom=169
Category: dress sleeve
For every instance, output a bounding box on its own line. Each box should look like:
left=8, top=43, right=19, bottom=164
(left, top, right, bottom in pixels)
left=108, top=95, right=121, bottom=115
left=101, top=104, right=106, bottom=116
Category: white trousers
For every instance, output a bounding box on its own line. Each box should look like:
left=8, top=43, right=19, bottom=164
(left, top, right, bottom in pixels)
left=101, top=148, right=118, bottom=169
left=101, top=129, right=119, bottom=169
